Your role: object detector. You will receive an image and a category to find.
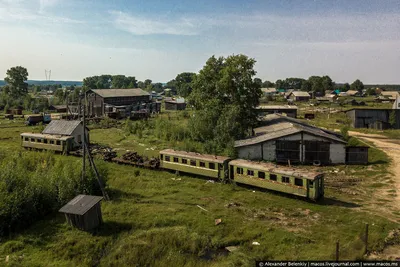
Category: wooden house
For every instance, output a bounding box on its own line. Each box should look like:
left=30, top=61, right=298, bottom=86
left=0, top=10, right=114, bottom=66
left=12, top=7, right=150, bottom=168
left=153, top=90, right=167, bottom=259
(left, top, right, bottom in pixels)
left=345, top=109, right=400, bottom=129
left=42, top=120, right=89, bottom=147
left=48, top=105, right=67, bottom=113
left=165, top=99, right=186, bottom=111
left=59, top=195, right=103, bottom=231
left=255, top=105, right=298, bottom=118
left=287, top=91, right=310, bottom=102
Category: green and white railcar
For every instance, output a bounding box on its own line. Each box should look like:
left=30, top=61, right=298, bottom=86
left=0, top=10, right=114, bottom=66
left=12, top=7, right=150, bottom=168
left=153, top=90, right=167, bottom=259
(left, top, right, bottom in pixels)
left=159, top=149, right=230, bottom=180
left=21, top=133, right=74, bottom=153
left=228, top=159, right=324, bottom=200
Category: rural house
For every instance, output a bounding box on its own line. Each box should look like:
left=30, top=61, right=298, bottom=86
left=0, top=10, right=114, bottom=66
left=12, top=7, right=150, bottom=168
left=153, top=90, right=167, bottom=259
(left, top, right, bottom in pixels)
left=86, top=88, right=151, bottom=117
left=59, top=195, right=103, bottom=231
left=235, top=115, right=347, bottom=165
left=287, top=91, right=310, bottom=102
left=255, top=105, right=298, bottom=118
left=345, top=90, right=361, bottom=97
left=379, top=91, right=400, bottom=101
left=165, top=98, right=187, bottom=111
left=42, top=120, right=89, bottom=147
left=345, top=109, right=400, bottom=130
left=261, top=88, right=277, bottom=96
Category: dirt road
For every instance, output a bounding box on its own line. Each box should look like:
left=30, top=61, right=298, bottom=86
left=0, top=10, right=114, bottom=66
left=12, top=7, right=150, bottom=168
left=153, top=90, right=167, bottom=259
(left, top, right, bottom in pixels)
left=349, top=131, right=400, bottom=203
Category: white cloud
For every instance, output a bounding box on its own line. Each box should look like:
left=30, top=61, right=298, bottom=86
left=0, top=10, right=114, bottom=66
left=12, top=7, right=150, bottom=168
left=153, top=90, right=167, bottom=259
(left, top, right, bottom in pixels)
left=39, top=0, right=59, bottom=13
left=109, top=10, right=199, bottom=36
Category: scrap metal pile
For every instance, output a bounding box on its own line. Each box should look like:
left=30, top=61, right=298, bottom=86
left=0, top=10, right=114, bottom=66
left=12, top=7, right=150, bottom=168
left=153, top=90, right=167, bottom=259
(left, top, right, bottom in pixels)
left=70, top=144, right=117, bottom=161
left=112, top=151, right=160, bottom=169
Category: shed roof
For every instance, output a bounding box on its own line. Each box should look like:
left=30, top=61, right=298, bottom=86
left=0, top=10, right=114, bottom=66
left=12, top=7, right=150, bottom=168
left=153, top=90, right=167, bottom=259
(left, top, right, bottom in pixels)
left=42, top=120, right=82, bottom=136
left=381, top=91, right=400, bottom=99
left=59, top=195, right=103, bottom=216
left=49, top=105, right=67, bottom=110
left=261, top=88, right=277, bottom=93
left=159, top=149, right=230, bottom=163
left=235, top=120, right=345, bottom=148
left=346, top=90, right=359, bottom=96
left=228, top=159, right=321, bottom=180
left=256, top=105, right=298, bottom=110
left=91, top=88, right=150, bottom=98
left=289, top=91, right=310, bottom=97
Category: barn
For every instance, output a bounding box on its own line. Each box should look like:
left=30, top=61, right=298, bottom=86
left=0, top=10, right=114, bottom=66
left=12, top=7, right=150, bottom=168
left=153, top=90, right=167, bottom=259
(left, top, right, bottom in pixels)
left=345, top=109, right=400, bottom=129
left=235, top=115, right=346, bottom=165
left=287, top=91, right=310, bottom=102
left=59, top=195, right=103, bottom=231
left=42, top=120, right=89, bottom=147
left=165, top=99, right=186, bottom=111
left=86, top=88, right=151, bottom=117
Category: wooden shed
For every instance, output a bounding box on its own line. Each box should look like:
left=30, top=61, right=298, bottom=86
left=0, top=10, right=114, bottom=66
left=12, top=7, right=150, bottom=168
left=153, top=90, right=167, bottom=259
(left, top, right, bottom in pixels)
left=59, top=195, right=103, bottom=231
left=346, top=146, right=369, bottom=165
left=165, top=100, right=186, bottom=111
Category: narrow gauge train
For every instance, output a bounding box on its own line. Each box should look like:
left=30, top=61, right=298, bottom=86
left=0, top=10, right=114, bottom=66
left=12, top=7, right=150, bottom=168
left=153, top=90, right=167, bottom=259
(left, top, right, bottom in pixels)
left=160, top=149, right=324, bottom=200
left=21, top=133, right=74, bottom=153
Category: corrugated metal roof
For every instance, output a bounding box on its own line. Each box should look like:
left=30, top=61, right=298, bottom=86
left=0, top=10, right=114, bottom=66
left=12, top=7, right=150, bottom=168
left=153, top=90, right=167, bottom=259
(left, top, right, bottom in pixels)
left=21, top=133, right=73, bottom=141
left=256, top=105, right=298, bottom=110
left=229, top=159, right=321, bottom=180
left=159, top=149, right=230, bottom=163
left=59, top=195, right=103, bottom=215
left=346, top=90, right=359, bottom=96
left=91, top=88, right=150, bottom=98
left=42, top=120, right=81, bottom=136
left=290, top=91, right=310, bottom=97
left=235, top=118, right=345, bottom=147
left=261, top=88, right=277, bottom=93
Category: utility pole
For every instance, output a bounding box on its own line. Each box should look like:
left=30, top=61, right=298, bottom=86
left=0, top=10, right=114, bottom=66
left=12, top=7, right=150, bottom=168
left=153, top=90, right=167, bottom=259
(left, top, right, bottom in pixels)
left=81, top=91, right=86, bottom=188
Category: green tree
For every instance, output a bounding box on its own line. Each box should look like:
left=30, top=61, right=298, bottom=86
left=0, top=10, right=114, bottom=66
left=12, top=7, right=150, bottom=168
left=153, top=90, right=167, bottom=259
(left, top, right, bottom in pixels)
left=321, top=75, right=334, bottom=91
left=254, top=78, right=263, bottom=88
left=366, top=88, right=376, bottom=96
left=4, top=66, right=29, bottom=98
left=350, top=79, right=364, bottom=93
left=343, top=83, right=350, bottom=91
left=262, top=80, right=274, bottom=88
left=301, top=80, right=312, bottom=92
left=188, top=54, right=261, bottom=152
left=175, top=72, right=196, bottom=97
left=137, top=81, right=145, bottom=89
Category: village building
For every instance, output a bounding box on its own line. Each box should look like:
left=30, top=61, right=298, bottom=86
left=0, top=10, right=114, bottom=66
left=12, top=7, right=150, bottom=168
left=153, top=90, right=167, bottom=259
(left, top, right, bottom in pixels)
left=255, top=105, right=298, bottom=118
left=379, top=91, right=400, bottom=101
left=393, top=96, right=400, bottom=110
left=261, top=88, right=277, bottom=96
left=316, top=94, right=338, bottom=103
left=86, top=88, right=151, bottom=117
left=42, top=120, right=89, bottom=147
left=165, top=98, right=186, bottom=111
left=59, top=195, right=103, bottom=231
left=345, top=109, right=400, bottom=130
left=287, top=91, right=310, bottom=102
left=235, top=114, right=347, bottom=165
left=346, top=90, right=361, bottom=97
left=48, top=105, right=67, bottom=113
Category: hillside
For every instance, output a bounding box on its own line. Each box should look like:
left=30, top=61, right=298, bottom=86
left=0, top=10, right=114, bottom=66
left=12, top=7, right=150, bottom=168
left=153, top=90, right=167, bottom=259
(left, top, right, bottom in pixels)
left=0, top=80, right=83, bottom=87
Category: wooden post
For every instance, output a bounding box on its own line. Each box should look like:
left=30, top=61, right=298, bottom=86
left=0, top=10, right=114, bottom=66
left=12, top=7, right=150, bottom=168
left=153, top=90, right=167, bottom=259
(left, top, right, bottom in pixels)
left=365, top=223, right=369, bottom=254
left=336, top=240, right=339, bottom=261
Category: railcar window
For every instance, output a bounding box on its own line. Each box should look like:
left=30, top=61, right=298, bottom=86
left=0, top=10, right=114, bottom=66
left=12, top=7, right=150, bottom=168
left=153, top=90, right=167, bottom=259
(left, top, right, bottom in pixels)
left=258, top=171, right=265, bottom=179
left=37, top=139, right=42, bottom=143
left=294, top=178, right=303, bottom=186
left=182, top=159, right=187, bottom=164
left=309, top=181, right=314, bottom=188
left=236, top=167, right=243, bottom=174
left=160, top=154, right=163, bottom=160
left=24, top=137, right=28, bottom=141
left=56, top=141, right=61, bottom=145
left=199, top=161, right=206, bottom=167
left=282, top=176, right=290, bottom=183
left=173, top=157, right=179, bottom=163
left=247, top=170, right=254, bottom=176
left=31, top=138, right=35, bottom=142
left=190, top=160, right=196, bottom=166
left=209, top=162, right=215, bottom=169
left=165, top=156, right=170, bottom=161
left=50, top=140, right=54, bottom=145
left=270, top=174, right=277, bottom=181
left=44, top=139, right=48, bottom=144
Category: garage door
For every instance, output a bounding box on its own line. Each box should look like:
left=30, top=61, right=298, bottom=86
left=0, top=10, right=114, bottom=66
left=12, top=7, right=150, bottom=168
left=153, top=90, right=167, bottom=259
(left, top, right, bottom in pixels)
left=304, top=141, right=330, bottom=164
left=276, top=140, right=300, bottom=163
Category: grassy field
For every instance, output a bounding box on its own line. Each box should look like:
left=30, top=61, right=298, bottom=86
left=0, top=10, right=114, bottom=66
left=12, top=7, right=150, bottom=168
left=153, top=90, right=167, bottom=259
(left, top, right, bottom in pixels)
left=0, top=114, right=399, bottom=266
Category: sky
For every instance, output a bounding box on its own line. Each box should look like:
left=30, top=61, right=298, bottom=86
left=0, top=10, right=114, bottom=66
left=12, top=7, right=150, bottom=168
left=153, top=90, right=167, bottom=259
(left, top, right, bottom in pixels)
left=0, top=0, right=399, bottom=84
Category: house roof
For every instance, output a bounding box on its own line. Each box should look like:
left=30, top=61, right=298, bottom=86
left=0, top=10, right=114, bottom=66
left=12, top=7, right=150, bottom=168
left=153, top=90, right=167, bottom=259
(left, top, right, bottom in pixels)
left=159, top=149, right=230, bottom=163
left=42, top=120, right=82, bottom=136
left=228, top=159, right=322, bottom=180
left=235, top=116, right=345, bottom=148
left=261, top=88, right=277, bottom=93
left=91, top=88, right=150, bottom=98
left=346, top=90, right=359, bottom=96
left=289, top=91, right=310, bottom=97
left=49, top=105, right=67, bottom=110
left=256, top=105, right=298, bottom=110
left=59, top=194, right=103, bottom=216
left=381, top=91, right=400, bottom=99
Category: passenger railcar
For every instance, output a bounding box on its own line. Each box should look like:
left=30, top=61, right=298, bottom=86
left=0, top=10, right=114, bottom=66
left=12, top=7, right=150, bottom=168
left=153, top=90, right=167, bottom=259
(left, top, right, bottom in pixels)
left=21, top=133, right=74, bottom=153
left=228, top=159, right=324, bottom=200
left=159, top=149, right=230, bottom=180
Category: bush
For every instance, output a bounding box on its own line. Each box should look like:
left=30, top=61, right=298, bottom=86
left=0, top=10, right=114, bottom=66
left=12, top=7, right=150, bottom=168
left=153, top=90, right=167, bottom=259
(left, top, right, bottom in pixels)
left=0, top=151, right=108, bottom=237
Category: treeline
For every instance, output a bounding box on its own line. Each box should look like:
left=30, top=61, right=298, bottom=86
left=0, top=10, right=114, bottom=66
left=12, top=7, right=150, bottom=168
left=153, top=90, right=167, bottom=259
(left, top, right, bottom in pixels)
left=0, top=151, right=108, bottom=237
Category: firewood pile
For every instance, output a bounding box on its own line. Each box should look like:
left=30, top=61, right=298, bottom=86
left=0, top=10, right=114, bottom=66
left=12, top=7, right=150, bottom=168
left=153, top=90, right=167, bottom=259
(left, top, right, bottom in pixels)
left=118, top=151, right=160, bottom=168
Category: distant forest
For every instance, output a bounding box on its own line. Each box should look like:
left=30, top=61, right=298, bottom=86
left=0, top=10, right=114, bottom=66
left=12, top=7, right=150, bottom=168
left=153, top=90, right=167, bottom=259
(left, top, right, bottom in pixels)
left=0, top=80, right=83, bottom=87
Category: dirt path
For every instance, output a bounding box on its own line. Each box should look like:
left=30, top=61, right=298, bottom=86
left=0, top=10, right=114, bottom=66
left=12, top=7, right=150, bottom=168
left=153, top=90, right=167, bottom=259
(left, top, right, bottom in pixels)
left=349, top=131, right=400, bottom=204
